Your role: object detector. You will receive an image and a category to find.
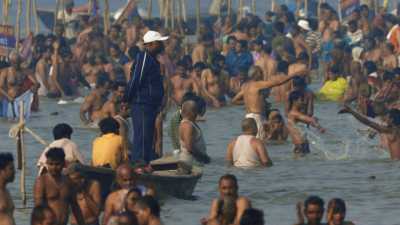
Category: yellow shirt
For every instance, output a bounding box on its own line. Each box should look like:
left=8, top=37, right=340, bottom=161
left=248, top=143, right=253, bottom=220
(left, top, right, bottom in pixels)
left=92, top=133, right=123, bottom=169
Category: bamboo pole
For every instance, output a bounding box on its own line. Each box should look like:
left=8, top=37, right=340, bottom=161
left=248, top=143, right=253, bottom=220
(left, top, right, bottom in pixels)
left=227, top=0, right=232, bottom=17
left=61, top=0, right=66, bottom=26
left=338, top=0, right=342, bottom=22
left=252, top=0, right=256, bottom=14
left=238, top=0, right=243, bottom=22
left=19, top=102, right=26, bottom=206
left=33, top=0, right=39, bottom=34
left=317, top=0, right=322, bottom=20
left=16, top=0, right=22, bottom=51
left=147, top=0, right=153, bottom=19
left=271, top=0, right=275, bottom=12
left=171, top=0, right=175, bottom=29
left=54, top=0, right=60, bottom=32
left=305, top=0, right=308, bottom=17
left=196, top=0, right=200, bottom=36
left=2, top=0, right=10, bottom=25
left=26, top=0, right=32, bottom=35
left=164, top=0, right=169, bottom=28
left=181, top=0, right=187, bottom=22
left=104, top=0, right=110, bottom=34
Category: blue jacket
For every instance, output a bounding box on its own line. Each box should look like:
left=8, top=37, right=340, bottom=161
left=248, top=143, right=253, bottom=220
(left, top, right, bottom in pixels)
left=225, top=49, right=253, bottom=76
left=124, top=51, right=164, bottom=106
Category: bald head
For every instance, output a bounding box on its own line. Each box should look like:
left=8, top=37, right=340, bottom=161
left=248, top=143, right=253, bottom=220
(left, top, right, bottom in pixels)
left=181, top=100, right=198, bottom=119
left=116, top=163, right=135, bottom=189
left=241, top=118, right=257, bottom=135
left=116, top=163, right=133, bottom=177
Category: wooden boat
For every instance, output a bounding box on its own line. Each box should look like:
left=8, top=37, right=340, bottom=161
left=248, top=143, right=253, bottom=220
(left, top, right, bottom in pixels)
left=75, top=158, right=202, bottom=200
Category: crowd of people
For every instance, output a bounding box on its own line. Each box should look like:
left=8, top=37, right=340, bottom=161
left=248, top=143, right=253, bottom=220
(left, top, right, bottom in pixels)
left=1, top=0, right=400, bottom=224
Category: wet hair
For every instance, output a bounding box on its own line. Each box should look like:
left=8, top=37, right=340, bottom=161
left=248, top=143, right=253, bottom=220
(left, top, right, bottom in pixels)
left=109, top=43, right=121, bottom=53
left=193, top=62, right=206, bottom=71
left=327, top=198, right=346, bottom=214
left=45, top=148, right=65, bottom=162
left=277, top=60, right=288, bottom=74
left=96, top=72, right=110, bottom=88
left=297, top=52, right=309, bottom=62
left=212, top=54, right=225, bottom=65
left=288, top=90, right=305, bottom=110
left=115, top=211, right=138, bottom=225
left=112, top=81, right=126, bottom=90
left=127, top=46, right=140, bottom=60
left=0, top=153, right=13, bottom=170
left=240, top=208, right=264, bottom=225
left=363, top=61, right=377, bottom=74
left=241, top=118, right=258, bottom=133
left=53, top=123, right=73, bottom=140
left=99, top=117, right=120, bottom=135
left=348, top=20, right=358, bottom=31
left=176, top=59, right=188, bottom=69
left=262, top=43, right=272, bottom=54
left=248, top=65, right=263, bottom=80
left=383, top=71, right=395, bottom=81
left=181, top=93, right=206, bottom=115
left=181, top=55, right=193, bottom=69
left=273, top=21, right=285, bottom=34
left=135, top=196, right=161, bottom=218
left=389, top=108, right=400, bottom=126
left=292, top=76, right=306, bottom=88
left=304, top=195, right=325, bottom=211
left=218, top=174, right=238, bottom=189
left=31, top=205, right=55, bottom=225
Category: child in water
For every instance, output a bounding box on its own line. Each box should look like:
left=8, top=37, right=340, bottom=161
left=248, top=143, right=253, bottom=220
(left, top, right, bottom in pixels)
left=287, top=90, right=325, bottom=156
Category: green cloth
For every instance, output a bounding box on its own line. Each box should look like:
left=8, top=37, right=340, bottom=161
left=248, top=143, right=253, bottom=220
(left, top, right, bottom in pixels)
left=169, top=110, right=182, bottom=150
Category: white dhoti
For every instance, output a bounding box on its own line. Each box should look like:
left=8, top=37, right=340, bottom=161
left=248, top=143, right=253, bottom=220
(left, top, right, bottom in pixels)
left=245, top=113, right=265, bottom=140
left=7, top=90, right=34, bottom=120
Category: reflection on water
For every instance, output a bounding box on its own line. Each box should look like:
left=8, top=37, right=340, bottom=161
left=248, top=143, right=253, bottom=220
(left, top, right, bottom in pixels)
left=1, top=82, right=400, bottom=225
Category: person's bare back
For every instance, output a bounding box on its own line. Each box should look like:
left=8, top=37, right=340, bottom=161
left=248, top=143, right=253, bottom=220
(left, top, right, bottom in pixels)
left=170, top=74, right=198, bottom=104
left=0, top=188, right=15, bottom=225
left=70, top=180, right=102, bottom=225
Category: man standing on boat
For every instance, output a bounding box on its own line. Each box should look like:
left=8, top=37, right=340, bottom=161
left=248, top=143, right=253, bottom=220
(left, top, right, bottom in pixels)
left=124, top=31, right=167, bottom=163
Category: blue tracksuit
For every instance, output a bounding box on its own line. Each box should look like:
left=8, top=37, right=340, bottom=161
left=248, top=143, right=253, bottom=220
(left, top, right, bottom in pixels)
left=124, top=51, right=164, bottom=163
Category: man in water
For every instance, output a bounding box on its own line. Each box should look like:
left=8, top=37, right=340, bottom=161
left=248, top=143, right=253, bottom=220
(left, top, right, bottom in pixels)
left=287, top=91, right=325, bottom=156
left=179, top=100, right=210, bottom=165
left=339, top=104, right=400, bottom=160
left=170, top=60, right=199, bottom=105
left=225, top=118, right=273, bottom=168
left=33, top=148, right=84, bottom=225
left=101, top=81, right=126, bottom=118
left=30, top=205, right=57, bottom=225
left=0, top=153, right=15, bottom=225
left=205, top=174, right=251, bottom=225
left=232, top=65, right=307, bottom=140
left=201, top=65, right=226, bottom=108
left=285, top=76, right=314, bottom=116
left=326, top=198, right=355, bottom=225
left=80, top=73, right=110, bottom=126
left=240, top=208, right=265, bottom=225
left=295, top=195, right=325, bottom=225
left=65, top=163, right=102, bottom=225
left=133, top=196, right=162, bottom=225
left=103, top=164, right=155, bottom=225
left=124, top=30, right=167, bottom=163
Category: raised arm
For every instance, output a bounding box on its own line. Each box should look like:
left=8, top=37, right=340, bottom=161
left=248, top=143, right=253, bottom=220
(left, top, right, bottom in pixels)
left=255, top=73, right=299, bottom=90
left=339, top=105, right=391, bottom=133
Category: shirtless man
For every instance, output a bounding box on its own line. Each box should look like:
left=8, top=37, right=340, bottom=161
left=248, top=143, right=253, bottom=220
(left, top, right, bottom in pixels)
left=192, top=33, right=214, bottom=64
left=285, top=76, right=314, bottom=117
left=31, top=205, right=57, bottom=225
left=287, top=91, right=325, bottom=156
left=205, top=174, right=251, bottom=225
left=170, top=61, right=199, bottom=105
left=326, top=198, right=355, bottom=225
left=33, top=148, right=85, bottom=225
left=255, top=44, right=276, bottom=81
left=381, top=43, right=398, bottom=70
left=82, top=55, right=105, bottom=88
left=35, top=47, right=52, bottom=96
left=288, top=52, right=310, bottom=83
left=339, top=104, right=400, bottom=160
left=226, top=118, right=273, bottom=168
left=0, top=153, right=15, bottom=225
left=80, top=73, right=110, bottom=125
left=133, top=196, right=162, bottom=225
left=101, top=81, right=125, bottom=119
left=232, top=65, right=307, bottom=140
left=102, top=164, right=155, bottom=225
left=295, top=195, right=325, bottom=225
left=201, top=65, right=225, bottom=107
left=66, top=163, right=102, bottom=225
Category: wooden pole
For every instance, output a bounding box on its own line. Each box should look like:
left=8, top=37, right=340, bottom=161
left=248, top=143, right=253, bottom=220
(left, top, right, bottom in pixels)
left=181, top=0, right=187, bottom=22
left=252, top=0, right=256, bottom=14
left=338, top=0, right=342, bottom=22
left=2, top=0, right=10, bottom=25
left=317, top=0, right=322, bottom=20
left=104, top=0, right=110, bottom=35
left=238, top=0, right=243, bottom=22
left=196, top=0, right=200, bottom=36
left=305, top=0, right=308, bottom=17
left=54, top=0, right=60, bottom=32
left=147, top=0, right=153, bottom=19
left=271, top=0, right=275, bottom=12
left=26, top=0, right=32, bottom=35
left=19, top=101, right=26, bottom=206
left=171, top=0, right=175, bottom=29
left=227, top=0, right=232, bottom=17
left=16, top=0, right=22, bottom=51
left=33, top=0, right=39, bottom=34
left=61, top=0, right=66, bottom=26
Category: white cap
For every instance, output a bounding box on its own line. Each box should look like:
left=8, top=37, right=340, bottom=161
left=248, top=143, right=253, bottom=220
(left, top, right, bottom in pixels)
left=143, top=30, right=169, bottom=44
left=297, top=19, right=310, bottom=31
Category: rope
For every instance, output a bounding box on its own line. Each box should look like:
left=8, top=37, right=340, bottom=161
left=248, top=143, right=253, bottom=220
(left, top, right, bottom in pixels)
left=9, top=122, right=48, bottom=146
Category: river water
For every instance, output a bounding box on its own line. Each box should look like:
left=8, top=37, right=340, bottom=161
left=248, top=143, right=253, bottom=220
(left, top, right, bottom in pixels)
left=1, top=0, right=400, bottom=224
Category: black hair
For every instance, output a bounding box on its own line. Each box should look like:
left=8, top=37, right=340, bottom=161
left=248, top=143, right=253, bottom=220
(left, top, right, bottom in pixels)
left=293, top=76, right=306, bottom=88
left=363, top=61, right=377, bottom=74
left=112, top=81, right=126, bottom=90
left=288, top=90, right=305, bottom=110
left=304, top=195, right=325, bottom=211
left=273, top=21, right=285, bottom=34
left=383, top=71, right=395, bottom=81
left=181, top=55, right=193, bottom=69
left=240, top=208, right=264, bottom=225
left=135, top=196, right=161, bottom=218
left=238, top=40, right=248, bottom=49
left=348, top=20, right=358, bottom=30
left=328, top=198, right=346, bottom=214
left=227, top=35, right=237, bottom=43
left=212, top=54, right=225, bottom=64
left=392, top=67, right=400, bottom=76
left=297, top=52, right=309, bottom=62
left=330, top=65, right=340, bottom=74
left=389, top=108, right=400, bottom=126
left=0, top=153, right=13, bottom=170
left=53, top=123, right=73, bottom=140
left=109, top=43, right=121, bottom=53
left=45, top=147, right=65, bottom=162
left=31, top=205, right=55, bottom=225
left=98, top=117, right=120, bottom=135
left=277, top=60, right=288, bottom=74
left=181, top=93, right=207, bottom=115
left=176, top=60, right=187, bottom=69
left=262, top=43, right=272, bottom=54
left=309, top=18, right=318, bottom=31
left=219, top=174, right=238, bottom=189
left=193, top=62, right=206, bottom=71
left=96, top=72, right=110, bottom=88
left=127, top=46, right=140, bottom=60
left=115, top=211, right=138, bottom=225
